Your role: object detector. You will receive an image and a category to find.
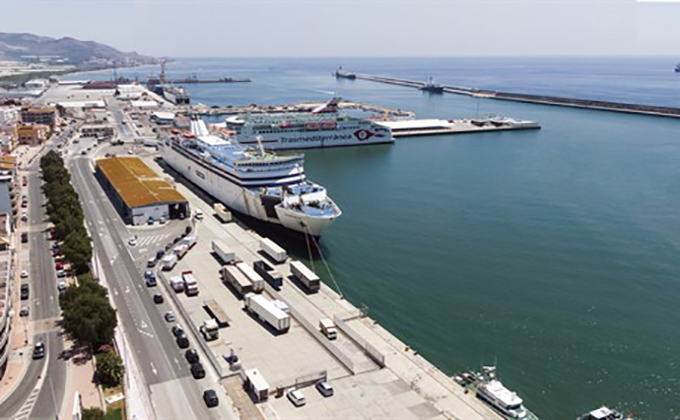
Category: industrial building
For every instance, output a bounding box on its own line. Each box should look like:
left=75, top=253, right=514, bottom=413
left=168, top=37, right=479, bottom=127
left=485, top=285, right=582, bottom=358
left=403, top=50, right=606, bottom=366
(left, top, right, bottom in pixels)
left=95, top=157, right=188, bottom=225
left=20, top=107, right=56, bottom=127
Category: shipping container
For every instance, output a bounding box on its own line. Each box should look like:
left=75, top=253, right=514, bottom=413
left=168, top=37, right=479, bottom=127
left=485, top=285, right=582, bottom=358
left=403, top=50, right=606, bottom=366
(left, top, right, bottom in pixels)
left=290, top=260, right=320, bottom=293
left=182, top=270, right=199, bottom=296
left=245, top=369, right=269, bottom=402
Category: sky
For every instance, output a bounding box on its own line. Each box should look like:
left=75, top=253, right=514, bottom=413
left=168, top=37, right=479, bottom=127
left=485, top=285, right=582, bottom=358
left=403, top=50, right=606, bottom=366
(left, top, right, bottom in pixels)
left=0, top=0, right=679, bottom=57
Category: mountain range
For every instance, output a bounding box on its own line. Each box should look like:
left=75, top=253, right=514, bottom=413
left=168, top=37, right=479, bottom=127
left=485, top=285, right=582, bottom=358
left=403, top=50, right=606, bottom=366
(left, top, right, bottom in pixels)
left=0, top=32, right=156, bottom=66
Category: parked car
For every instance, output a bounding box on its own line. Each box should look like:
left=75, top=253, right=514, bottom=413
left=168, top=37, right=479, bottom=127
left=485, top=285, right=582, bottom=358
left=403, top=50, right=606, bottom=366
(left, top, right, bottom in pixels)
left=128, top=236, right=138, bottom=246
left=146, top=276, right=157, bottom=287
left=19, top=306, right=29, bottom=317
left=153, top=293, right=163, bottom=304
left=147, top=257, right=157, bottom=268
left=185, top=349, right=199, bottom=364
left=33, top=342, right=45, bottom=359
left=194, top=209, right=204, bottom=220
left=20, top=284, right=29, bottom=300
left=57, top=269, right=66, bottom=278
left=316, top=380, right=334, bottom=397
left=172, top=324, right=185, bottom=338
left=287, top=389, right=306, bottom=407
left=190, top=362, right=206, bottom=379
left=21, top=232, right=28, bottom=243
left=58, top=281, right=67, bottom=294
left=176, top=333, right=189, bottom=349
left=164, top=311, right=175, bottom=323
left=20, top=270, right=28, bottom=279
left=203, top=390, right=219, bottom=408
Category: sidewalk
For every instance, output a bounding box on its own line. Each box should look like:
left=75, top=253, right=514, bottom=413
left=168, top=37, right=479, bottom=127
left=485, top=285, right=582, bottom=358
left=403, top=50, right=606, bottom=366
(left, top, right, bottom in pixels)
left=59, top=341, right=104, bottom=419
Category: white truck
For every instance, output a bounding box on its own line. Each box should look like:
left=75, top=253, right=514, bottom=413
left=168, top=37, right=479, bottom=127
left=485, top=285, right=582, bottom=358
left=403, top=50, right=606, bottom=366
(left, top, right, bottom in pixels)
left=181, top=234, right=197, bottom=249
left=213, top=203, right=232, bottom=223
left=235, top=262, right=264, bottom=293
left=260, top=238, right=287, bottom=263
left=212, top=240, right=236, bottom=264
left=161, top=254, right=178, bottom=271
left=221, top=265, right=254, bottom=297
left=200, top=319, right=219, bottom=341
left=319, top=318, right=338, bottom=340
left=182, top=270, right=199, bottom=296
left=245, top=369, right=269, bottom=402
left=169, top=276, right=184, bottom=292
left=244, top=293, right=290, bottom=333
left=173, top=243, right=189, bottom=259
left=290, top=260, right=320, bottom=293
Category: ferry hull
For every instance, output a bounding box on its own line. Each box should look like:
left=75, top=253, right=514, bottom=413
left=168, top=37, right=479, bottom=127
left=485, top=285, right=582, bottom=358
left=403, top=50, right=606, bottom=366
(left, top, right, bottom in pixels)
left=160, top=142, right=336, bottom=236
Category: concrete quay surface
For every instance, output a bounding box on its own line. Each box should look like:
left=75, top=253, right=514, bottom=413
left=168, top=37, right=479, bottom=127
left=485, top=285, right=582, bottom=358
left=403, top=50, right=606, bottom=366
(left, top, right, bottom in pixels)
left=142, top=155, right=501, bottom=420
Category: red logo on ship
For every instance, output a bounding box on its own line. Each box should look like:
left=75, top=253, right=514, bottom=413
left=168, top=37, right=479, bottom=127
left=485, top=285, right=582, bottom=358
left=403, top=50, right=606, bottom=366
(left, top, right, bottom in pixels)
left=354, top=129, right=384, bottom=141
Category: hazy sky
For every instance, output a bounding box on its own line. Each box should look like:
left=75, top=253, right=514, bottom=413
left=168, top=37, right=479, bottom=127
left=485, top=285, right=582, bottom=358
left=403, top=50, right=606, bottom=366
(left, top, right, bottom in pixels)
left=1, top=0, right=679, bottom=57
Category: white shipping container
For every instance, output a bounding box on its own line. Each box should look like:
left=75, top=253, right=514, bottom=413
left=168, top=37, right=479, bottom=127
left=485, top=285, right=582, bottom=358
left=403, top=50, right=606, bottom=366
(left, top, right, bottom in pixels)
left=245, top=293, right=290, bottom=333
left=212, top=240, right=236, bottom=264
left=260, top=238, right=287, bottom=263
left=221, top=265, right=254, bottom=297
left=236, top=262, right=264, bottom=293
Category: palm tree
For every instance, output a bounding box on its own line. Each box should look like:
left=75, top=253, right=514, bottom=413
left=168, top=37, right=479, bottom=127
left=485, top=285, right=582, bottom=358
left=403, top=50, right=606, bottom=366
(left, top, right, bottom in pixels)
left=96, top=351, right=124, bottom=387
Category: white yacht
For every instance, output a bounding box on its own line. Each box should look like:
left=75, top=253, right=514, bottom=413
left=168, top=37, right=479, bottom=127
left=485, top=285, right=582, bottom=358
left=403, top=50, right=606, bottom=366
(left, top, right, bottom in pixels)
left=475, top=366, right=528, bottom=419
left=159, top=117, right=341, bottom=236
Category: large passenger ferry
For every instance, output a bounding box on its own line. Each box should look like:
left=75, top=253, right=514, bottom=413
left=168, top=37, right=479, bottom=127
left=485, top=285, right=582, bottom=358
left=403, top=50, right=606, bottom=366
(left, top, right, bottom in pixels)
left=225, top=100, right=393, bottom=150
left=159, top=117, right=342, bottom=236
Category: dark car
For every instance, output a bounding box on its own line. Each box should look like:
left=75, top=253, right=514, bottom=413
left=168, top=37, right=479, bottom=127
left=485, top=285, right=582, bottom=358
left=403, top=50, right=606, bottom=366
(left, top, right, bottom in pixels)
left=21, top=232, right=28, bottom=243
left=146, top=276, right=157, bottom=287
left=203, top=389, right=219, bottom=408
left=176, top=333, right=190, bottom=349
left=153, top=293, right=163, bottom=304
left=156, top=249, right=165, bottom=260
left=190, top=362, right=206, bottom=379
left=33, top=342, right=45, bottom=359
left=20, top=284, right=29, bottom=300
left=185, top=349, right=199, bottom=364
left=172, top=324, right=185, bottom=338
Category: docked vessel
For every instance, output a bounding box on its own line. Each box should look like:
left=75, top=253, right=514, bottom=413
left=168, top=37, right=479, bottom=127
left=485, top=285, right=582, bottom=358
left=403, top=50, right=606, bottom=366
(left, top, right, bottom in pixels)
left=334, top=66, right=357, bottom=79
left=675, top=63, right=680, bottom=73
left=161, top=85, right=190, bottom=105
left=159, top=117, right=342, bottom=236
left=420, top=77, right=444, bottom=94
left=225, top=104, right=394, bottom=150
left=453, top=366, right=534, bottom=419
left=577, top=406, right=624, bottom=420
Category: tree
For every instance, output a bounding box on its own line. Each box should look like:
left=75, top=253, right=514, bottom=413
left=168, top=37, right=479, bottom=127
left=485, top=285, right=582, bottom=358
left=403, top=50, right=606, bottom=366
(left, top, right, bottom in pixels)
left=61, top=227, right=92, bottom=274
left=82, top=407, right=105, bottom=420
left=96, top=350, right=125, bottom=387
left=61, top=280, right=117, bottom=347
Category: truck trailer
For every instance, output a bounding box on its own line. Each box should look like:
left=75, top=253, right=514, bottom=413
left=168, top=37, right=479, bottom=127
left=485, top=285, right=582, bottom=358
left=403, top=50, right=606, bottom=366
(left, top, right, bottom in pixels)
left=221, top=265, right=254, bottom=297
left=182, top=270, right=199, bottom=296
left=212, top=240, right=236, bottom=264
left=235, top=262, right=264, bottom=293
left=290, top=260, right=320, bottom=293
left=260, top=238, right=287, bottom=263
left=253, top=260, right=283, bottom=290
left=244, top=293, right=290, bottom=333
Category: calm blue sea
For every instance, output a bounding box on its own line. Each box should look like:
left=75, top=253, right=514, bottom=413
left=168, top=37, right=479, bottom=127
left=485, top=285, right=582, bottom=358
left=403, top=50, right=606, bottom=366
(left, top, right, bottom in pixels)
left=67, top=57, right=680, bottom=418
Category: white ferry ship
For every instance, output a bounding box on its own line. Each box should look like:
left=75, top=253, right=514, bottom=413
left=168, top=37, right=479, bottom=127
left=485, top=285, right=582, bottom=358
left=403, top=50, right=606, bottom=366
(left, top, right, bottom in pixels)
left=475, top=366, right=528, bottom=419
left=159, top=117, right=342, bottom=236
left=225, top=101, right=393, bottom=150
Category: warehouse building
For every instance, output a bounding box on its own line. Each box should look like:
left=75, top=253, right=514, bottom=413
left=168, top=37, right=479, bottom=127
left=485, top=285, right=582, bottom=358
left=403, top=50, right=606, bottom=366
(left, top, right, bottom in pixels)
left=95, top=157, right=189, bottom=225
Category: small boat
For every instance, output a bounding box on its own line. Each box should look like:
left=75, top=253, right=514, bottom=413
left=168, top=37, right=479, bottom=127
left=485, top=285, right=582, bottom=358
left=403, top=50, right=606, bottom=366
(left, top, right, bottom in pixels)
left=675, top=63, right=680, bottom=73
left=577, top=406, right=624, bottom=420
left=420, top=77, right=444, bottom=94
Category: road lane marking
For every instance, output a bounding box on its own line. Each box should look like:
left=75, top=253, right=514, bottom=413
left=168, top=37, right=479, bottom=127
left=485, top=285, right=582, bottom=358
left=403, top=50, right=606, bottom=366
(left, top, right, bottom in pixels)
left=150, top=362, right=158, bottom=375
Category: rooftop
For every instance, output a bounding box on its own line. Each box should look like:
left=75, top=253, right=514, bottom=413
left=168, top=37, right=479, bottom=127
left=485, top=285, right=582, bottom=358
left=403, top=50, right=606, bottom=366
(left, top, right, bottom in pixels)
left=96, top=156, right=186, bottom=208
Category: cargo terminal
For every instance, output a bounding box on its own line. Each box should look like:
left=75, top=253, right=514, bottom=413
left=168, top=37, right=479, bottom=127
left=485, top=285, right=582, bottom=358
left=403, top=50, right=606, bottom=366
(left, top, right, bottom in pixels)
left=94, top=156, right=189, bottom=225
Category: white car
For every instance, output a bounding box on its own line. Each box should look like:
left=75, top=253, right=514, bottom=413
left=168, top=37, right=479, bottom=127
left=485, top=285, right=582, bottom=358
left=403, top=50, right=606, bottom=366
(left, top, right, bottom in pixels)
left=128, top=236, right=138, bottom=246
left=287, top=389, right=306, bottom=407
left=20, top=270, right=28, bottom=278
left=57, top=281, right=67, bottom=293
left=194, top=209, right=204, bottom=220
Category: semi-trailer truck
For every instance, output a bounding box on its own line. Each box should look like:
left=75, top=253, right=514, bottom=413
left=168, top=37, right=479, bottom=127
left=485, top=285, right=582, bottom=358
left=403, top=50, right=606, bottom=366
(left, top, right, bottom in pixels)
left=244, top=293, right=290, bottom=333
left=260, top=238, right=287, bottom=263
left=253, top=260, right=283, bottom=290
left=221, top=265, right=254, bottom=297
left=212, top=240, right=236, bottom=264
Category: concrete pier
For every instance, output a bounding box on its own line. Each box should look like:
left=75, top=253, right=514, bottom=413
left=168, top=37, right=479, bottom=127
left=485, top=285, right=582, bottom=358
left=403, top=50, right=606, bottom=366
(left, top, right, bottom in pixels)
left=355, top=73, right=680, bottom=119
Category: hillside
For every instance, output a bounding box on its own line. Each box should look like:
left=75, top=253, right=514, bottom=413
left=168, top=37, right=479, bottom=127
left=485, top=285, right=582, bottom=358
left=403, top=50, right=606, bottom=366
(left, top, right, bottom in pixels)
left=0, top=32, right=157, bottom=66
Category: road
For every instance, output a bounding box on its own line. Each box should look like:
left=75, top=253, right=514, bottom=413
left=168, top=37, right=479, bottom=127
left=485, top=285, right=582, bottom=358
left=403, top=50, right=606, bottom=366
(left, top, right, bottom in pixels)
left=69, top=156, right=226, bottom=419
left=0, top=128, right=76, bottom=419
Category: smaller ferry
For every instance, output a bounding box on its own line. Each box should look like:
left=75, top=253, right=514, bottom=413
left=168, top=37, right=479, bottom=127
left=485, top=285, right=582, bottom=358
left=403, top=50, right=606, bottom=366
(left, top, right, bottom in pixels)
left=334, top=66, right=357, bottom=80
left=577, top=406, right=624, bottom=420
left=675, top=63, right=680, bottom=73
left=453, top=366, right=536, bottom=419
left=419, top=77, right=444, bottom=94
